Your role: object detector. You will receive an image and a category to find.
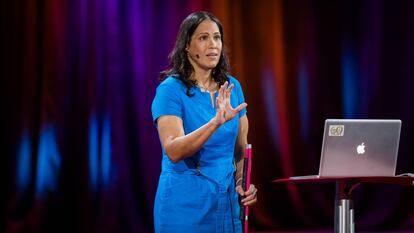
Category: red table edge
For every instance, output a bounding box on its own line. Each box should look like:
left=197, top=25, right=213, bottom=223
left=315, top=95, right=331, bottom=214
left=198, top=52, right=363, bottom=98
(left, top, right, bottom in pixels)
left=272, top=176, right=414, bottom=186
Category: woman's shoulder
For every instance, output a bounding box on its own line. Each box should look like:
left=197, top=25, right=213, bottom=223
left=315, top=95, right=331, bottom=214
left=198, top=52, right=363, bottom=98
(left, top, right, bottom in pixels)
left=226, top=74, right=241, bottom=86
left=158, top=76, right=186, bottom=90
left=160, top=75, right=182, bottom=86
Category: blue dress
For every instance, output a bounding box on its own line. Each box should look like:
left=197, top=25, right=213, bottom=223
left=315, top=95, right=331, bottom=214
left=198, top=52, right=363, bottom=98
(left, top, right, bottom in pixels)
left=151, top=75, right=247, bottom=233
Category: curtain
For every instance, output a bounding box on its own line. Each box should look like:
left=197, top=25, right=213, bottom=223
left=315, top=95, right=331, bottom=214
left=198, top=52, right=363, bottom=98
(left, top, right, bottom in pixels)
left=2, top=0, right=414, bottom=232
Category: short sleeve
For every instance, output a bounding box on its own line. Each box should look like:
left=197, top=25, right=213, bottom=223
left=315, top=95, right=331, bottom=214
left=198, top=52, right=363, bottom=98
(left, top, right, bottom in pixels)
left=151, top=80, right=182, bottom=124
left=230, top=76, right=247, bottom=118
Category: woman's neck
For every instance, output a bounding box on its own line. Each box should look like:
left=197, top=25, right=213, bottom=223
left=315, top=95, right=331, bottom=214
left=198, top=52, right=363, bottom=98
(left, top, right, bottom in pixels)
left=192, top=70, right=217, bottom=92
left=193, top=69, right=212, bottom=84
left=193, top=68, right=212, bottom=82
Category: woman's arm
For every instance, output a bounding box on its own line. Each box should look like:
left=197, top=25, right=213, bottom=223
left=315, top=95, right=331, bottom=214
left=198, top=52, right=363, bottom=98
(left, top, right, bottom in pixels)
left=234, top=115, right=258, bottom=206
left=234, top=115, right=248, bottom=185
left=157, top=81, right=247, bottom=163
left=156, top=115, right=220, bottom=163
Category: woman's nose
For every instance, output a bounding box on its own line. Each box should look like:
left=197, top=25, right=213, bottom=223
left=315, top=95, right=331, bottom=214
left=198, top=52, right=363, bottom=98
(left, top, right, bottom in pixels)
left=208, top=37, right=217, bottom=48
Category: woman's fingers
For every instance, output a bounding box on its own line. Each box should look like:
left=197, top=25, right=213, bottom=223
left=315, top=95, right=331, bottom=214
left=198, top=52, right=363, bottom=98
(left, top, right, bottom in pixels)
left=235, top=184, right=245, bottom=196
left=243, top=198, right=257, bottom=206
left=245, top=184, right=256, bottom=196
left=219, top=81, right=228, bottom=97
left=234, top=103, right=247, bottom=113
left=225, top=83, right=234, bottom=100
left=241, top=184, right=257, bottom=206
left=235, top=183, right=258, bottom=206
left=216, top=81, right=248, bottom=122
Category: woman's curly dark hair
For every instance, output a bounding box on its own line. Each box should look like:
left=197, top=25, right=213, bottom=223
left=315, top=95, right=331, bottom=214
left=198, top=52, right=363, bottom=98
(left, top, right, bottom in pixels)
left=160, top=11, right=230, bottom=96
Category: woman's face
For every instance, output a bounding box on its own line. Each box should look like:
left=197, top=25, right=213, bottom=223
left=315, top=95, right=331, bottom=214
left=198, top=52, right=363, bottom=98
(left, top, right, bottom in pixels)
left=187, top=20, right=222, bottom=72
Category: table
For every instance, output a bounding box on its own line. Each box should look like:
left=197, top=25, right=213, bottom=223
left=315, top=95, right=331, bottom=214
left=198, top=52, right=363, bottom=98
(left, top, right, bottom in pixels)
left=272, top=176, right=414, bottom=233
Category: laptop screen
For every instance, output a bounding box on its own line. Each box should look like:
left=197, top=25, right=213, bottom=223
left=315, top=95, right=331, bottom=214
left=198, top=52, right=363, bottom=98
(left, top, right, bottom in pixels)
left=318, top=119, right=401, bottom=177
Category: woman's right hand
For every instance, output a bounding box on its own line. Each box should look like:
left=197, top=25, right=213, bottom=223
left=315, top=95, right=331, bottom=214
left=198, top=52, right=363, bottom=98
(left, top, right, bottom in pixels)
left=236, top=183, right=258, bottom=206
left=213, top=81, right=247, bottom=126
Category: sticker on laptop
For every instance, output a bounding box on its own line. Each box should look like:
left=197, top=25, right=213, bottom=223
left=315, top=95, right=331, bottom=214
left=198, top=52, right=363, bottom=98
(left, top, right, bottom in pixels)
left=329, top=125, right=344, bottom=136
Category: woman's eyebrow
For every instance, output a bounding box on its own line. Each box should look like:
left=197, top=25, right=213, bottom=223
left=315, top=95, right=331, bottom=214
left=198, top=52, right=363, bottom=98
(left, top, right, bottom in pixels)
left=196, top=32, right=209, bottom=36
left=196, top=31, right=220, bottom=36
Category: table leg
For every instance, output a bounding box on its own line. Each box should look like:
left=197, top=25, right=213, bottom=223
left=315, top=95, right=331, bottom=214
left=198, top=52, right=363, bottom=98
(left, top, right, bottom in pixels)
left=335, top=198, right=354, bottom=233
left=334, top=180, right=355, bottom=233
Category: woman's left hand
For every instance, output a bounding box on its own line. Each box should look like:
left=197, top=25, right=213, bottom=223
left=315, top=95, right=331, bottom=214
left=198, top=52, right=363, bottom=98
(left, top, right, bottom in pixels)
left=235, top=184, right=258, bottom=206
left=213, top=81, right=247, bottom=126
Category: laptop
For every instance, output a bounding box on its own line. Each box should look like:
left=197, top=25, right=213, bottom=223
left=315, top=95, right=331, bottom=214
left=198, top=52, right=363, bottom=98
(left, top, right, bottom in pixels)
left=291, top=119, right=402, bottom=179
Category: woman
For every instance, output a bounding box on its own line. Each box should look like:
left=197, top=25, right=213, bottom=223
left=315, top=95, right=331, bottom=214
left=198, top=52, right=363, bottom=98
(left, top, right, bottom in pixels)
left=151, top=11, right=257, bottom=233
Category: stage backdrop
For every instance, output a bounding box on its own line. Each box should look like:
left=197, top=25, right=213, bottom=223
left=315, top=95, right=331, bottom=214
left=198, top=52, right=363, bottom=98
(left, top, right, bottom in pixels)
left=2, top=0, right=414, bottom=232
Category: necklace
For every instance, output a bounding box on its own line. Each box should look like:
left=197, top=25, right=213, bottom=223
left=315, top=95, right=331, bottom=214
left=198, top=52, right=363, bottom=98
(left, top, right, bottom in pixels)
left=198, top=80, right=217, bottom=93
left=198, top=81, right=217, bottom=108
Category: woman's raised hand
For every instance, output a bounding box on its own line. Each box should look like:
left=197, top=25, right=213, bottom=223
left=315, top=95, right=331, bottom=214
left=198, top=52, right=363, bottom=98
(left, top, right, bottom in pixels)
left=213, top=81, right=247, bottom=126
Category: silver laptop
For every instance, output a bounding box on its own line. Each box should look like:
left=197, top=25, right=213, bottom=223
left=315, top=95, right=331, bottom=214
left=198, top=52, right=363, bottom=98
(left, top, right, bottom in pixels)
left=291, top=119, right=401, bottom=179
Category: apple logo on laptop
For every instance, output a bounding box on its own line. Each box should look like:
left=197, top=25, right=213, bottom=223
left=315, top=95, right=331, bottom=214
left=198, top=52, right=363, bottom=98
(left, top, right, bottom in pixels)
left=356, top=143, right=365, bottom=154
